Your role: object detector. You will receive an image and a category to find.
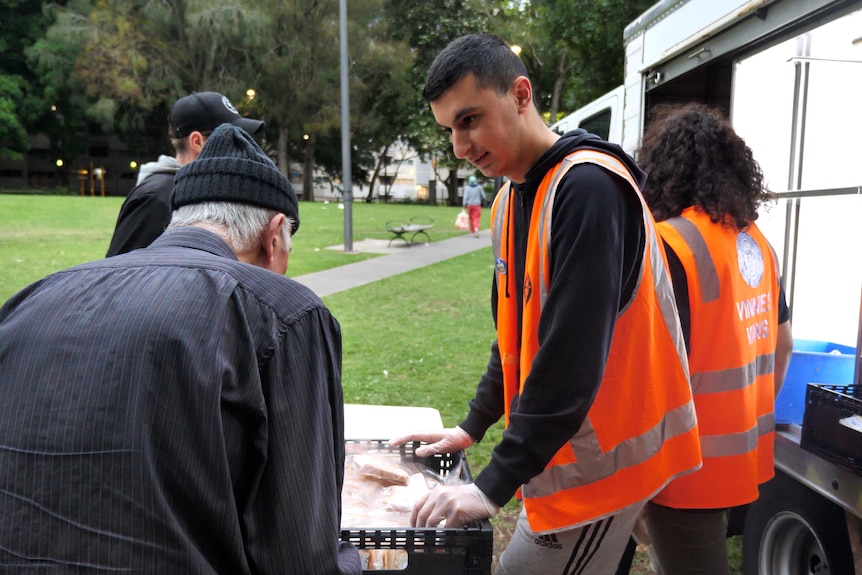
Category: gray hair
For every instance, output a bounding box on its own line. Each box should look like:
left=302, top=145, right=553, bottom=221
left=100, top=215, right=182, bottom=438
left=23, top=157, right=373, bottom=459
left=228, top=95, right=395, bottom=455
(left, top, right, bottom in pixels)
left=168, top=202, right=293, bottom=253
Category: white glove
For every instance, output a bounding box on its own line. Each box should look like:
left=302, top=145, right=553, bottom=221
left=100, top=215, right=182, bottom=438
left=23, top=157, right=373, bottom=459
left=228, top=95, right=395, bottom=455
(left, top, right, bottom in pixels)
left=411, top=483, right=499, bottom=528
left=389, top=426, right=474, bottom=457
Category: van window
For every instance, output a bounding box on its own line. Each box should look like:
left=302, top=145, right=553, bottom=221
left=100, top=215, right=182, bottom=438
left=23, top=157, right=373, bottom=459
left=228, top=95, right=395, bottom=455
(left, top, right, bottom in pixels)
left=578, top=109, right=612, bottom=140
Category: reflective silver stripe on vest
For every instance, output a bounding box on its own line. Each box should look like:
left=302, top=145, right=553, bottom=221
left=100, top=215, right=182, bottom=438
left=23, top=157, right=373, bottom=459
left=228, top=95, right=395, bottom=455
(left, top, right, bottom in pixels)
left=537, top=158, right=580, bottom=306
left=664, top=217, right=720, bottom=303
left=691, top=353, right=775, bottom=395
left=698, top=411, right=775, bottom=458
left=647, top=211, right=689, bottom=369
left=523, top=401, right=698, bottom=498
left=759, top=411, right=776, bottom=438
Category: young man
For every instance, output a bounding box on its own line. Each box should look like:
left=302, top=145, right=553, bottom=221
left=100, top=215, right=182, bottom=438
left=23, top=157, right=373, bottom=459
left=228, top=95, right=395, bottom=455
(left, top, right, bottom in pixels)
left=106, top=91, right=264, bottom=256
left=0, top=124, right=360, bottom=574
left=391, top=33, right=703, bottom=574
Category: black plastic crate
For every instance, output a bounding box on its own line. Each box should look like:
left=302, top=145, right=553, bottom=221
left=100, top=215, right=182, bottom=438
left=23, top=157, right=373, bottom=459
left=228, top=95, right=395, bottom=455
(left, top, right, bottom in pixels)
left=340, top=440, right=493, bottom=574
left=801, top=384, right=862, bottom=475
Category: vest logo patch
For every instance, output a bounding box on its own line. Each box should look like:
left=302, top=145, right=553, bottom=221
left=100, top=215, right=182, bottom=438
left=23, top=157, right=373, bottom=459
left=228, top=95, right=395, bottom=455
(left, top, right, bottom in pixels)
left=534, top=533, right=563, bottom=549
left=737, top=231, right=763, bottom=288
left=495, top=258, right=507, bottom=275
left=524, top=274, right=532, bottom=304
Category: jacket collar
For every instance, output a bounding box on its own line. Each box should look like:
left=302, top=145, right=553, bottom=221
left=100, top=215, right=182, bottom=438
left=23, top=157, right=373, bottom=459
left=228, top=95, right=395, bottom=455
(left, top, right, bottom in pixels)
left=149, top=227, right=239, bottom=261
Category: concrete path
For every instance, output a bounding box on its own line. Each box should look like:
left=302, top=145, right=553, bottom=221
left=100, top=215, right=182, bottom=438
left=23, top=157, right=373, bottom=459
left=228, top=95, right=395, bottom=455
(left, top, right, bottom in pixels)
left=292, top=229, right=491, bottom=297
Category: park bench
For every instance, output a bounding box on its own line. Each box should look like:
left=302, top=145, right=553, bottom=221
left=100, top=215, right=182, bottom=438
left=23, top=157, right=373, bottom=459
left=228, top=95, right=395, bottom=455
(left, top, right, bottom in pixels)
left=386, top=216, right=434, bottom=247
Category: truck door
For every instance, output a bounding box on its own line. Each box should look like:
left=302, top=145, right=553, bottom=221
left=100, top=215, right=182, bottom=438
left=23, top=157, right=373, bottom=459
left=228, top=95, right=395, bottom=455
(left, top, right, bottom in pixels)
left=732, top=6, right=862, bottom=347
left=642, top=0, right=862, bottom=346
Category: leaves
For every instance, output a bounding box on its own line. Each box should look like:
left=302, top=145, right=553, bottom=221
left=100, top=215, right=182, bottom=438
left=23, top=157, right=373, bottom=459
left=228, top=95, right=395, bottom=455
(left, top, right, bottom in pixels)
left=0, top=75, right=28, bottom=159
left=7, top=0, right=650, bottom=185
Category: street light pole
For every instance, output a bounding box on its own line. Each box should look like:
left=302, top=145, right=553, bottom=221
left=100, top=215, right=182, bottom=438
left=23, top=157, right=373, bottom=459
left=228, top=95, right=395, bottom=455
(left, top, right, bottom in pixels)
left=339, top=0, right=354, bottom=253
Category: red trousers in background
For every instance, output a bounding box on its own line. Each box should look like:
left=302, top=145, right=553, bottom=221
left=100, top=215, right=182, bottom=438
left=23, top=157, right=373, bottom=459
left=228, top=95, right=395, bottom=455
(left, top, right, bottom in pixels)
left=467, top=205, right=481, bottom=233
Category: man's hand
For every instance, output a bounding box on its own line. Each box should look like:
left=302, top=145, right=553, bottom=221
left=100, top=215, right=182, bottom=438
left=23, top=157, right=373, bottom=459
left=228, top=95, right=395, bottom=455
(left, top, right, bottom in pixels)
left=411, top=483, right=499, bottom=528
left=389, top=426, right=474, bottom=457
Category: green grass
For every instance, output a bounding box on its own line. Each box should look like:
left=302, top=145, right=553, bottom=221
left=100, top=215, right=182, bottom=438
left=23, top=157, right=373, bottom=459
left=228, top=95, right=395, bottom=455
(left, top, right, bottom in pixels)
left=0, top=195, right=123, bottom=301
left=0, top=193, right=480, bottom=302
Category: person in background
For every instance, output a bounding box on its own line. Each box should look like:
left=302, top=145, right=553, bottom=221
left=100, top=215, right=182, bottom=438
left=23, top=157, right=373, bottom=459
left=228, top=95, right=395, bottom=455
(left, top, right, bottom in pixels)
left=391, top=33, right=702, bottom=575
left=0, top=124, right=360, bottom=575
left=463, top=174, right=485, bottom=236
left=634, top=102, right=794, bottom=575
left=106, top=91, right=264, bottom=256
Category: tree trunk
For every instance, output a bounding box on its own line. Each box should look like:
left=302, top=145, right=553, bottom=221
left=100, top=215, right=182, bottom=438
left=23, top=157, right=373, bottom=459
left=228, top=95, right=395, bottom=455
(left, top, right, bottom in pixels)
left=368, top=159, right=381, bottom=202
left=550, top=48, right=567, bottom=126
left=302, top=133, right=316, bottom=202
left=277, top=126, right=290, bottom=177
left=367, top=144, right=388, bottom=203
left=447, top=170, right=459, bottom=207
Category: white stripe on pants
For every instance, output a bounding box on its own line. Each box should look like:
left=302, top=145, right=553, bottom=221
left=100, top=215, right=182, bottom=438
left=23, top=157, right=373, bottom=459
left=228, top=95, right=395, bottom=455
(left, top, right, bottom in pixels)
left=495, top=502, right=644, bottom=575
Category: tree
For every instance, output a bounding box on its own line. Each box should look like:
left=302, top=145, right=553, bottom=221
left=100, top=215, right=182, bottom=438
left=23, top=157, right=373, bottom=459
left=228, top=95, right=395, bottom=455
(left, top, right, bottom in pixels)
left=521, top=0, right=654, bottom=122
left=0, top=0, right=57, bottom=160
left=250, top=0, right=341, bottom=201
left=254, top=0, right=421, bottom=203
left=317, top=0, right=415, bottom=202
left=28, top=0, right=271, bottom=160
left=0, top=76, right=28, bottom=161
left=383, top=0, right=496, bottom=205
left=25, top=1, right=94, bottom=177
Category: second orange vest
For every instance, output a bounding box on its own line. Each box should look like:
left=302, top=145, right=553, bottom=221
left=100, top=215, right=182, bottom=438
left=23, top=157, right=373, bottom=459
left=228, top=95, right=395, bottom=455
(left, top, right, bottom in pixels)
left=652, top=208, right=780, bottom=509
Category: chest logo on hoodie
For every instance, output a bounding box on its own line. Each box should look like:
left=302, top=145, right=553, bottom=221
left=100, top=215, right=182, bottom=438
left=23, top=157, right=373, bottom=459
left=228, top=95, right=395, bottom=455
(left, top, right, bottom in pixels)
left=495, top=258, right=507, bottom=275
left=524, top=274, right=533, bottom=305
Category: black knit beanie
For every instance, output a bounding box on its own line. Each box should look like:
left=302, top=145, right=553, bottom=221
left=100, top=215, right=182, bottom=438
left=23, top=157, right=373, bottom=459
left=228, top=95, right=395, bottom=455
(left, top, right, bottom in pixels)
left=171, top=123, right=300, bottom=233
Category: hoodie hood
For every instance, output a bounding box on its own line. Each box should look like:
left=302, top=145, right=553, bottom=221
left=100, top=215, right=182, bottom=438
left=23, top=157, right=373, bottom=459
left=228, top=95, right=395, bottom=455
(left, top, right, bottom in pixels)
left=524, top=129, right=647, bottom=191
left=136, top=154, right=182, bottom=186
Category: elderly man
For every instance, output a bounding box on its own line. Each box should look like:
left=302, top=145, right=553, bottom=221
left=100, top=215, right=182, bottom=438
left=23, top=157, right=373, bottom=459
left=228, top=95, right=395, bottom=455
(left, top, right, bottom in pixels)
left=0, top=124, right=360, bottom=574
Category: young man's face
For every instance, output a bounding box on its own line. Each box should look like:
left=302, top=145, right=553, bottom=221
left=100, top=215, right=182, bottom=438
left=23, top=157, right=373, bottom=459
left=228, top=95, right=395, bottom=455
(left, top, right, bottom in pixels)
left=430, top=73, right=526, bottom=181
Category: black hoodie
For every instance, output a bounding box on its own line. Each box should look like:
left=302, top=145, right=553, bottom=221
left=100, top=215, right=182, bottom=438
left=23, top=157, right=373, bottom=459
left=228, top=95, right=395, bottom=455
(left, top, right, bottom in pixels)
left=460, top=130, right=649, bottom=508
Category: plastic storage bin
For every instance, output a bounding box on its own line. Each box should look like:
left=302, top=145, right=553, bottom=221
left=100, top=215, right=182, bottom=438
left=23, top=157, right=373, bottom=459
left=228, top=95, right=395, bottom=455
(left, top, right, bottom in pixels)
left=800, top=384, right=862, bottom=475
left=774, top=339, right=857, bottom=424
left=340, top=440, right=493, bottom=574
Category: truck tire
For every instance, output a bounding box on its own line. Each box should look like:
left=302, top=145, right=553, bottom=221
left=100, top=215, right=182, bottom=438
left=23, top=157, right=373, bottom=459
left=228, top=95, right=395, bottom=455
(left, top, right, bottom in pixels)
left=742, top=470, right=853, bottom=574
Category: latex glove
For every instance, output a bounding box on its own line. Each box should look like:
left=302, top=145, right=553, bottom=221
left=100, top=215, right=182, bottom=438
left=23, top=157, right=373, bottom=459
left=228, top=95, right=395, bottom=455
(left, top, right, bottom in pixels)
left=411, top=483, right=499, bottom=528
left=389, top=426, right=474, bottom=457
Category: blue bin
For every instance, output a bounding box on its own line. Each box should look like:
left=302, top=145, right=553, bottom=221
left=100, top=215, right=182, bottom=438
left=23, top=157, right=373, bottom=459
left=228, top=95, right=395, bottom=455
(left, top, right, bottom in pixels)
left=774, top=339, right=857, bottom=424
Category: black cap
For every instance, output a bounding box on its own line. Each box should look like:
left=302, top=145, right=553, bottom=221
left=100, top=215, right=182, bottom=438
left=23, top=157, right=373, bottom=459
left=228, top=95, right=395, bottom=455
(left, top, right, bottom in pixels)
left=171, top=124, right=299, bottom=234
left=168, top=92, right=264, bottom=139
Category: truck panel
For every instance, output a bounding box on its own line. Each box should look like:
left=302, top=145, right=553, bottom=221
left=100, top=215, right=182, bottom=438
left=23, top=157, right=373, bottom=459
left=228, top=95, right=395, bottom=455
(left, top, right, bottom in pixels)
left=776, top=425, right=862, bottom=517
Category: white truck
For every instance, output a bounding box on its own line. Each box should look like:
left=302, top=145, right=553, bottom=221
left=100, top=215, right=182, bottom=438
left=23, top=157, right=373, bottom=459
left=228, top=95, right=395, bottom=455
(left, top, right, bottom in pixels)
left=551, top=1, right=862, bottom=573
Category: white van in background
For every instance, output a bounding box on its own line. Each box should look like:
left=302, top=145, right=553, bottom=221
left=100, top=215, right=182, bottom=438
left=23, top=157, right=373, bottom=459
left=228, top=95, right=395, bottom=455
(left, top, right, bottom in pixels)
left=550, top=85, right=624, bottom=144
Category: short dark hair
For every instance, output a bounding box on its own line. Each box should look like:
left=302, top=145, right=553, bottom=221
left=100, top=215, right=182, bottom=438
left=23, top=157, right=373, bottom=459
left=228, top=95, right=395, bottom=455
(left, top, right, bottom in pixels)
left=638, top=102, right=772, bottom=228
left=170, top=129, right=213, bottom=154
left=423, top=34, right=528, bottom=102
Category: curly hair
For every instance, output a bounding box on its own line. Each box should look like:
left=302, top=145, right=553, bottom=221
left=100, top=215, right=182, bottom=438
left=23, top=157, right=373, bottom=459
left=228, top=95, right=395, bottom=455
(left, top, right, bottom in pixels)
left=637, top=103, right=772, bottom=228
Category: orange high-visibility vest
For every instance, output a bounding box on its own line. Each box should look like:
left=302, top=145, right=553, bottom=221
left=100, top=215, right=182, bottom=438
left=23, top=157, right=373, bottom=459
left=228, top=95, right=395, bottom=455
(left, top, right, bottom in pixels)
left=651, top=208, right=780, bottom=509
left=490, top=149, right=702, bottom=533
